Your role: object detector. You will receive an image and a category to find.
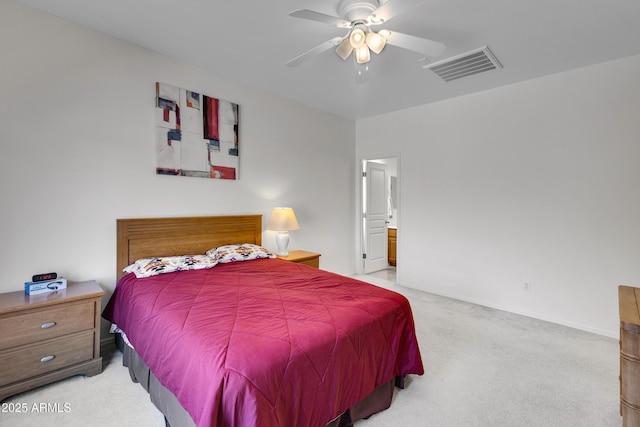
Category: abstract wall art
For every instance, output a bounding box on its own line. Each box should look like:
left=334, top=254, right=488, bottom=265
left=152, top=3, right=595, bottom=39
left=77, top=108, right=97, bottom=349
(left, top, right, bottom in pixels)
left=155, top=82, right=239, bottom=180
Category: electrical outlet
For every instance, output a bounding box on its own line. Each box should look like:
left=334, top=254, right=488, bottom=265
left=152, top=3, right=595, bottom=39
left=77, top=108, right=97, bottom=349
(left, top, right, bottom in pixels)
left=523, top=282, right=532, bottom=292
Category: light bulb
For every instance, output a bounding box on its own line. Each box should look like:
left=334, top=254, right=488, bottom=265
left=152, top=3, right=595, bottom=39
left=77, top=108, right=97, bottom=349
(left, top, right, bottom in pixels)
left=349, top=28, right=366, bottom=48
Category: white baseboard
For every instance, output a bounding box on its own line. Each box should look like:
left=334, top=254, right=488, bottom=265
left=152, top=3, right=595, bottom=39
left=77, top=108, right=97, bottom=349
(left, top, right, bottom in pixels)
left=407, top=285, right=618, bottom=339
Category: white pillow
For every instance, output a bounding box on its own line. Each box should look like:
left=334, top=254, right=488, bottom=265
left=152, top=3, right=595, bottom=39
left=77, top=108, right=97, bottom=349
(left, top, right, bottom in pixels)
left=124, top=255, right=217, bottom=278
left=206, top=244, right=274, bottom=264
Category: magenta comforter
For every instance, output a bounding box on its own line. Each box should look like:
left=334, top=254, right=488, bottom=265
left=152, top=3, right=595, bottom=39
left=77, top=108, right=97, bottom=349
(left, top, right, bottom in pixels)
left=103, top=258, right=423, bottom=427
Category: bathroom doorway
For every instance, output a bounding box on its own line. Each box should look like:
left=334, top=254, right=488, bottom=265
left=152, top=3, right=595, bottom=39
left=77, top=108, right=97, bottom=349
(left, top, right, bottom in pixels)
left=360, top=156, right=398, bottom=282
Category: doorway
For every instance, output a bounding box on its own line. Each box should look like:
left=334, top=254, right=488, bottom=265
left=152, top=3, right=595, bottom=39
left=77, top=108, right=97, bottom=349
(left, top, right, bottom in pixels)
left=359, top=156, right=398, bottom=282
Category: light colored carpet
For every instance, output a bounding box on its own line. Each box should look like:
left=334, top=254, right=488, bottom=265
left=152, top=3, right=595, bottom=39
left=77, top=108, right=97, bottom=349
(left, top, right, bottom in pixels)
left=2, top=275, right=620, bottom=426
left=356, top=275, right=620, bottom=427
left=2, top=345, right=165, bottom=427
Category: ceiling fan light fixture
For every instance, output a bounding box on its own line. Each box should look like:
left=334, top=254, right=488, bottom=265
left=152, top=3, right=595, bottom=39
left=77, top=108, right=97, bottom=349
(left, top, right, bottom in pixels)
left=336, top=38, right=353, bottom=60
left=355, top=45, right=371, bottom=64
left=366, top=31, right=386, bottom=54
left=349, top=28, right=366, bottom=48
left=286, top=3, right=446, bottom=68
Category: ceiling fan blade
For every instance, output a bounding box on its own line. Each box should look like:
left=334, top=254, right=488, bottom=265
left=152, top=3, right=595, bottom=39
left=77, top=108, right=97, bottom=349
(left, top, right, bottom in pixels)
left=370, top=0, right=426, bottom=23
left=286, top=37, right=344, bottom=67
left=289, top=9, right=352, bottom=28
left=383, top=30, right=445, bottom=57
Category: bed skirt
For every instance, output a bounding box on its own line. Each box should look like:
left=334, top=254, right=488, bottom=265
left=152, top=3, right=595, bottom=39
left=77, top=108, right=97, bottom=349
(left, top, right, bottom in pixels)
left=115, top=334, right=403, bottom=427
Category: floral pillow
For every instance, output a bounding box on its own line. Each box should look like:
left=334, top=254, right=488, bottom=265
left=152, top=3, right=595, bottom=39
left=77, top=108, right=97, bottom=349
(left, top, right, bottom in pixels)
left=124, top=255, right=217, bottom=278
left=206, top=244, right=275, bottom=264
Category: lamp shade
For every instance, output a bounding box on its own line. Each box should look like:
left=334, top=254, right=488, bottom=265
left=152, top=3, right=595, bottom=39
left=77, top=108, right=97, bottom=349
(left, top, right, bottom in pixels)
left=267, top=207, right=300, bottom=231
left=366, top=31, right=386, bottom=54
left=336, top=37, right=353, bottom=60
left=355, top=45, right=371, bottom=64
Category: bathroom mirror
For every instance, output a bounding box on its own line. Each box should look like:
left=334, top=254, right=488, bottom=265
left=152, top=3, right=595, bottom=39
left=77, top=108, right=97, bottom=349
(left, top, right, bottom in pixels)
left=390, top=176, right=397, bottom=209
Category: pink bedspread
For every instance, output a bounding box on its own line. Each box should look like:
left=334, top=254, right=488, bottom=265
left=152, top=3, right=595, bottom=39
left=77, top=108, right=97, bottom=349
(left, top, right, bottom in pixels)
left=103, top=258, right=423, bottom=427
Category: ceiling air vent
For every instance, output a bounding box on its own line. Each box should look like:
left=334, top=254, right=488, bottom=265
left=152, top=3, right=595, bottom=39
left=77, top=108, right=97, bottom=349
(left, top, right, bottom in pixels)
left=423, top=46, right=502, bottom=82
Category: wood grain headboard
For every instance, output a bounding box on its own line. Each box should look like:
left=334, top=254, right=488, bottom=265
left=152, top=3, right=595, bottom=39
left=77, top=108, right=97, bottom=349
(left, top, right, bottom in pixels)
left=116, top=215, right=262, bottom=279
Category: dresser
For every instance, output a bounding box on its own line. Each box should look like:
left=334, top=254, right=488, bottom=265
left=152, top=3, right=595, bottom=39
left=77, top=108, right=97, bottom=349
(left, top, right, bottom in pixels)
left=619, top=285, right=640, bottom=426
left=277, top=250, right=321, bottom=268
left=0, top=280, right=104, bottom=401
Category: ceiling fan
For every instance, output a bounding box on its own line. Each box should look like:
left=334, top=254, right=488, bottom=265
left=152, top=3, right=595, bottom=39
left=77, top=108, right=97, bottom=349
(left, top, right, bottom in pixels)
left=286, top=0, right=445, bottom=67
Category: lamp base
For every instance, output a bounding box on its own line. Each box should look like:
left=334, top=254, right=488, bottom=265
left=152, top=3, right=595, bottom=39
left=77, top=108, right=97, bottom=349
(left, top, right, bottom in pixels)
left=275, top=231, right=290, bottom=256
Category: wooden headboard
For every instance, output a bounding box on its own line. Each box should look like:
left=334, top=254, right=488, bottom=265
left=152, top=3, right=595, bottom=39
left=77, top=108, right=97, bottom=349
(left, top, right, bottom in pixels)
left=116, top=215, right=262, bottom=279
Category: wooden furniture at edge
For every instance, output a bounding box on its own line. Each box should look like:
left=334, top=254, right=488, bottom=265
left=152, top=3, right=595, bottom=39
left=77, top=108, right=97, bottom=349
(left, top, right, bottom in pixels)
left=277, top=250, right=321, bottom=268
left=388, top=228, right=397, bottom=266
left=0, top=280, right=104, bottom=402
left=619, top=285, right=640, bottom=426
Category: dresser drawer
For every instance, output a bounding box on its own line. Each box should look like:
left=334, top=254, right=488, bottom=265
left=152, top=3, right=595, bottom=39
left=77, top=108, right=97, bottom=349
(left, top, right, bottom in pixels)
left=0, top=331, right=95, bottom=385
left=0, top=300, right=95, bottom=351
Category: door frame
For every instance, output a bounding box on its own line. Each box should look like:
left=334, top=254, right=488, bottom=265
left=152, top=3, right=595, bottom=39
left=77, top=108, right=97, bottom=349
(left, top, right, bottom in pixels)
left=355, top=153, right=400, bottom=282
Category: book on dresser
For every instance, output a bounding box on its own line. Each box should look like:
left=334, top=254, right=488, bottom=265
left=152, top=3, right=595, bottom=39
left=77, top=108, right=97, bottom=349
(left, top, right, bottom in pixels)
left=0, top=280, right=104, bottom=401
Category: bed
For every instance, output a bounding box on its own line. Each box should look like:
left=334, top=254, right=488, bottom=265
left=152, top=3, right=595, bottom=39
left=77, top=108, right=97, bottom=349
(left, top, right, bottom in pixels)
left=102, top=215, right=423, bottom=427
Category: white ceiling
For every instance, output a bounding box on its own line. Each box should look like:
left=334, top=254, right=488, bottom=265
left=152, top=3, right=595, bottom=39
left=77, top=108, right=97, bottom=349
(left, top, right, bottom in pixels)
left=16, top=0, right=640, bottom=120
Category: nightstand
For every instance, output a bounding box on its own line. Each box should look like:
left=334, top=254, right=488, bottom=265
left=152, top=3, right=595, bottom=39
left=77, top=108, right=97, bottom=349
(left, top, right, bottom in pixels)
left=0, top=280, right=104, bottom=401
left=277, top=250, right=321, bottom=268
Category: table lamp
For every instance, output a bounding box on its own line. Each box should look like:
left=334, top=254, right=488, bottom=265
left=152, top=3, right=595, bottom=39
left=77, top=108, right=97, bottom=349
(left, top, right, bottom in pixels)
left=267, top=207, right=299, bottom=256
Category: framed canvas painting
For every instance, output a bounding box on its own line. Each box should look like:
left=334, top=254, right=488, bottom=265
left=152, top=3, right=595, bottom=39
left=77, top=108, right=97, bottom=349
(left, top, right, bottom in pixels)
left=155, top=82, right=239, bottom=180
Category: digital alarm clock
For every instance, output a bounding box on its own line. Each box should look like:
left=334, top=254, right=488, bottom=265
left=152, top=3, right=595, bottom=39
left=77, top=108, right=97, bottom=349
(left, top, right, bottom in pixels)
left=32, top=272, right=57, bottom=282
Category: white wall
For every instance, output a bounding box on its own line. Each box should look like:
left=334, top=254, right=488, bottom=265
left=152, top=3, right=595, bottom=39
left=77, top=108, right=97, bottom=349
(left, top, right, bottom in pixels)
left=5, top=1, right=638, bottom=340
left=356, top=54, right=640, bottom=337
left=0, top=1, right=356, bottom=334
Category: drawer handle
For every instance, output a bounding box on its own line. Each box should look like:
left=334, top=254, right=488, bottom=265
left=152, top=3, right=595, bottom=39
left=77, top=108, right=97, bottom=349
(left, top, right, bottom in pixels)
left=40, top=355, right=55, bottom=363
left=41, top=322, right=56, bottom=329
